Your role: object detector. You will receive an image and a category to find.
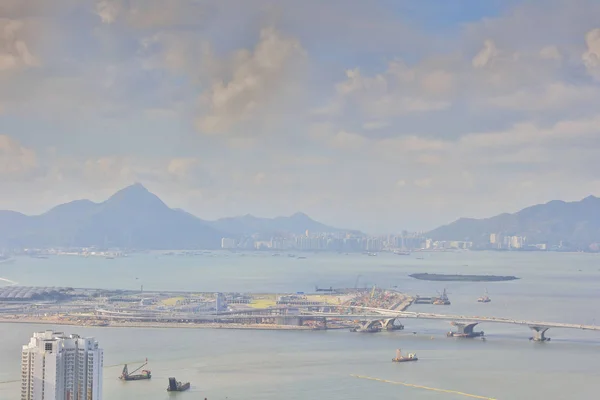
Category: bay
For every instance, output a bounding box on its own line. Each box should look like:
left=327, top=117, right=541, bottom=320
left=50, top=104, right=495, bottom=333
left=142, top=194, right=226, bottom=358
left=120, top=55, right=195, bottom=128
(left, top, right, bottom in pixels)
left=1, top=251, right=600, bottom=399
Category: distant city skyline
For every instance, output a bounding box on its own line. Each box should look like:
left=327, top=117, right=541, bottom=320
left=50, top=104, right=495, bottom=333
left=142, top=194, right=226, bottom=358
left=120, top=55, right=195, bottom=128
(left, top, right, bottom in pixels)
left=2, top=1, right=600, bottom=232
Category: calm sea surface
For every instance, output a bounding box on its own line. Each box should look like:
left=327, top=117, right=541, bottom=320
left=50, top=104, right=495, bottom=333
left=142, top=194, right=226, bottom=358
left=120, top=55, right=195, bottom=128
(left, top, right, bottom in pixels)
left=1, top=251, right=600, bottom=399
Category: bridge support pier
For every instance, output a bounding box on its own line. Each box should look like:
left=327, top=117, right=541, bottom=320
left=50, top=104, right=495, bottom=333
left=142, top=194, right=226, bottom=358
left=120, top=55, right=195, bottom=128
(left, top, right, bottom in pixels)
left=351, top=320, right=382, bottom=332
left=529, top=326, right=550, bottom=342
left=447, top=322, right=484, bottom=338
left=381, top=318, right=404, bottom=331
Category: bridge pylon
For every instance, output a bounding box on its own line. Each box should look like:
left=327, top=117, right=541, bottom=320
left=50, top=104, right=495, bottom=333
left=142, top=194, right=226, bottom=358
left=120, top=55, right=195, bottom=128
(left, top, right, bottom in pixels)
left=529, top=326, right=550, bottom=342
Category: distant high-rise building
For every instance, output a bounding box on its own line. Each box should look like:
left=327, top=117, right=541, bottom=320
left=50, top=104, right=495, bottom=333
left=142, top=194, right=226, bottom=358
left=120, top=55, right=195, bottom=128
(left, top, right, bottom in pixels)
left=21, top=330, right=103, bottom=400
left=509, top=236, right=525, bottom=249
left=221, top=238, right=237, bottom=249
left=215, top=292, right=226, bottom=312
left=489, top=233, right=497, bottom=244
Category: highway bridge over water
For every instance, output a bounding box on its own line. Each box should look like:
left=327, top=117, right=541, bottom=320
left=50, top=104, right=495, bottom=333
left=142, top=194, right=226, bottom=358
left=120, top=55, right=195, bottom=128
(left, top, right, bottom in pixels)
left=94, top=305, right=600, bottom=341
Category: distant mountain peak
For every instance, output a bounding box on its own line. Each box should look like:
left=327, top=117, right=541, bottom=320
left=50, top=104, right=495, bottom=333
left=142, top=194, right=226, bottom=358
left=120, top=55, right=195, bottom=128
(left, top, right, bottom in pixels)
left=582, top=195, right=599, bottom=202
left=126, top=182, right=148, bottom=192
left=104, top=183, right=166, bottom=210
left=110, top=183, right=149, bottom=196
left=290, top=211, right=310, bottom=219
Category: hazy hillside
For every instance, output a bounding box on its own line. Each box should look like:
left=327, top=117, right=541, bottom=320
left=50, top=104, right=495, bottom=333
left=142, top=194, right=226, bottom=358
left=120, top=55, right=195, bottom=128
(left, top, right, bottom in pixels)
left=0, top=184, right=223, bottom=249
left=209, top=212, right=358, bottom=236
left=428, top=195, right=600, bottom=247
left=0, top=184, right=355, bottom=249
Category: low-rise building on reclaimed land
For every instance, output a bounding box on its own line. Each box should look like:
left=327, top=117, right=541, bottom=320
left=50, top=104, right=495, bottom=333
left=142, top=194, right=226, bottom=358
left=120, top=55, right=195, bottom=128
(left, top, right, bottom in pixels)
left=0, top=286, right=412, bottom=330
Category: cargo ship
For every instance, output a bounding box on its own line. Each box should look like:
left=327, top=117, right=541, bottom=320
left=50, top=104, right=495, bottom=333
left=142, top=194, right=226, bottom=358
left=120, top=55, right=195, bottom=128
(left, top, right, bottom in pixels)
left=392, top=348, right=418, bottom=362
left=167, top=377, right=190, bottom=392
left=119, top=359, right=151, bottom=381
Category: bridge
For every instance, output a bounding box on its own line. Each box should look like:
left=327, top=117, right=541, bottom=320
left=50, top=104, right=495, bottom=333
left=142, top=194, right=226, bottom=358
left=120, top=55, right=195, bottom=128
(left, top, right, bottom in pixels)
left=341, top=307, right=600, bottom=341
left=93, top=306, right=600, bottom=341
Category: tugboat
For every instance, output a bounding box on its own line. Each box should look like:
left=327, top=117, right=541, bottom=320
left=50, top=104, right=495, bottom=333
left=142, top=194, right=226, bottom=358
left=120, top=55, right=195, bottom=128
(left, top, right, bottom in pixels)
left=477, top=290, right=491, bottom=303
left=392, top=348, right=418, bottom=362
left=167, top=377, right=190, bottom=392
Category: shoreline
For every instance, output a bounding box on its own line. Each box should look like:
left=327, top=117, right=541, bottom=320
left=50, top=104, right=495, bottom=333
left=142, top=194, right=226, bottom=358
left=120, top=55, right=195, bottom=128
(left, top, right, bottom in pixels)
left=409, top=273, right=518, bottom=282
left=0, top=318, right=349, bottom=331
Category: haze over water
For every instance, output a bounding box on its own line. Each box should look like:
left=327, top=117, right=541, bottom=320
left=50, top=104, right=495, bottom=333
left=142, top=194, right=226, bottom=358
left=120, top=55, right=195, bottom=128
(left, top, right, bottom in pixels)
left=1, top=251, right=600, bottom=399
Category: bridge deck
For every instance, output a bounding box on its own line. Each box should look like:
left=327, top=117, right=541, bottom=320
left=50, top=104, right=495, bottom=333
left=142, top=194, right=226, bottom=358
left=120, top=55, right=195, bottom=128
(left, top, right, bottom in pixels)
left=94, top=305, right=600, bottom=332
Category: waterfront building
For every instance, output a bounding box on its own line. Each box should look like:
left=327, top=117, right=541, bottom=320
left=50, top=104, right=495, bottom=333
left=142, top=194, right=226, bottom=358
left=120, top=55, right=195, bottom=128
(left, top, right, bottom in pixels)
left=221, top=238, right=237, bottom=249
left=21, top=330, right=103, bottom=400
left=215, top=292, right=227, bottom=312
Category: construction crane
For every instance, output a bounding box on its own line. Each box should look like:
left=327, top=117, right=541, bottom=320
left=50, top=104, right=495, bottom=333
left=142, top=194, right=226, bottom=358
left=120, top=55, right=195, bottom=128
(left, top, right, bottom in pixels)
left=370, top=285, right=377, bottom=299
left=119, top=358, right=151, bottom=381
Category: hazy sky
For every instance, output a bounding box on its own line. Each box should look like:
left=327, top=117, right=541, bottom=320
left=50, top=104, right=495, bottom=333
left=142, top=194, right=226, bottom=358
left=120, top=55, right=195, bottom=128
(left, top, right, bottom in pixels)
left=1, top=0, right=600, bottom=233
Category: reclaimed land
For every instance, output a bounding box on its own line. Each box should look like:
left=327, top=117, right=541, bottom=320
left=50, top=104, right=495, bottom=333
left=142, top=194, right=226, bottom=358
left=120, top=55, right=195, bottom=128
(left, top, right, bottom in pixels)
left=409, top=273, right=519, bottom=282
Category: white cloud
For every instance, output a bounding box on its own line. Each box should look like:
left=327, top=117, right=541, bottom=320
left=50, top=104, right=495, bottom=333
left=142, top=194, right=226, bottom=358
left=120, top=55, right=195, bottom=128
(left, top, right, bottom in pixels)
left=582, top=28, right=600, bottom=80
left=329, top=61, right=453, bottom=120
left=329, top=130, right=368, bottom=151
left=486, top=82, right=599, bottom=111
left=95, top=0, right=205, bottom=28
left=0, top=19, right=39, bottom=72
left=0, top=134, right=37, bottom=178
left=83, top=157, right=134, bottom=181
left=167, top=157, right=198, bottom=179
left=195, top=27, right=307, bottom=135
left=95, top=0, right=121, bottom=24
left=539, top=45, right=562, bottom=60
left=472, top=40, right=499, bottom=68
left=362, top=120, right=390, bottom=130
left=459, top=114, right=600, bottom=152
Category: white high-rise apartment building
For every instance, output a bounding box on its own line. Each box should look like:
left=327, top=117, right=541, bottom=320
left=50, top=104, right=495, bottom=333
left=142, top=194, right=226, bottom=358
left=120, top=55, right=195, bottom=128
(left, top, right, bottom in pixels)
left=21, top=330, right=103, bottom=400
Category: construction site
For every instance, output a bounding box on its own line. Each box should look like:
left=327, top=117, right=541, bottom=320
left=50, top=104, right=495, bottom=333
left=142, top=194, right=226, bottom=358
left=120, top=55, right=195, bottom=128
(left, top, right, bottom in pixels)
left=0, top=285, right=414, bottom=331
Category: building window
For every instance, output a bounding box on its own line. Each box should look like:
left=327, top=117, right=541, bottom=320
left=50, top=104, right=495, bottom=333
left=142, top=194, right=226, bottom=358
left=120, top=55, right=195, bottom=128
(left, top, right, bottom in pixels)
left=44, top=343, right=52, bottom=351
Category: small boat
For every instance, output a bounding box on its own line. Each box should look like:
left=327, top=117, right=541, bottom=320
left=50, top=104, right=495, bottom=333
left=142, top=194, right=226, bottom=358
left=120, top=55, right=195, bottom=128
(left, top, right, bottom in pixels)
left=167, top=377, right=190, bottom=392
left=477, top=290, right=491, bottom=303
left=392, top=348, right=418, bottom=362
left=394, top=251, right=410, bottom=256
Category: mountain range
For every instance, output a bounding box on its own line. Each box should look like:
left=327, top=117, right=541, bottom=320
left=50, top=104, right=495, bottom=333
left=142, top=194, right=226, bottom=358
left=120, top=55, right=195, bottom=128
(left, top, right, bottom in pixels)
left=428, top=195, right=600, bottom=248
left=0, top=184, right=354, bottom=250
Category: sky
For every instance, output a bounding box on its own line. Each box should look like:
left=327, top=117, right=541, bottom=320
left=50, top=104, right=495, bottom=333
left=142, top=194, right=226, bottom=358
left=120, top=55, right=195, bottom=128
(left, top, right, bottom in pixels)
left=1, top=0, right=600, bottom=233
